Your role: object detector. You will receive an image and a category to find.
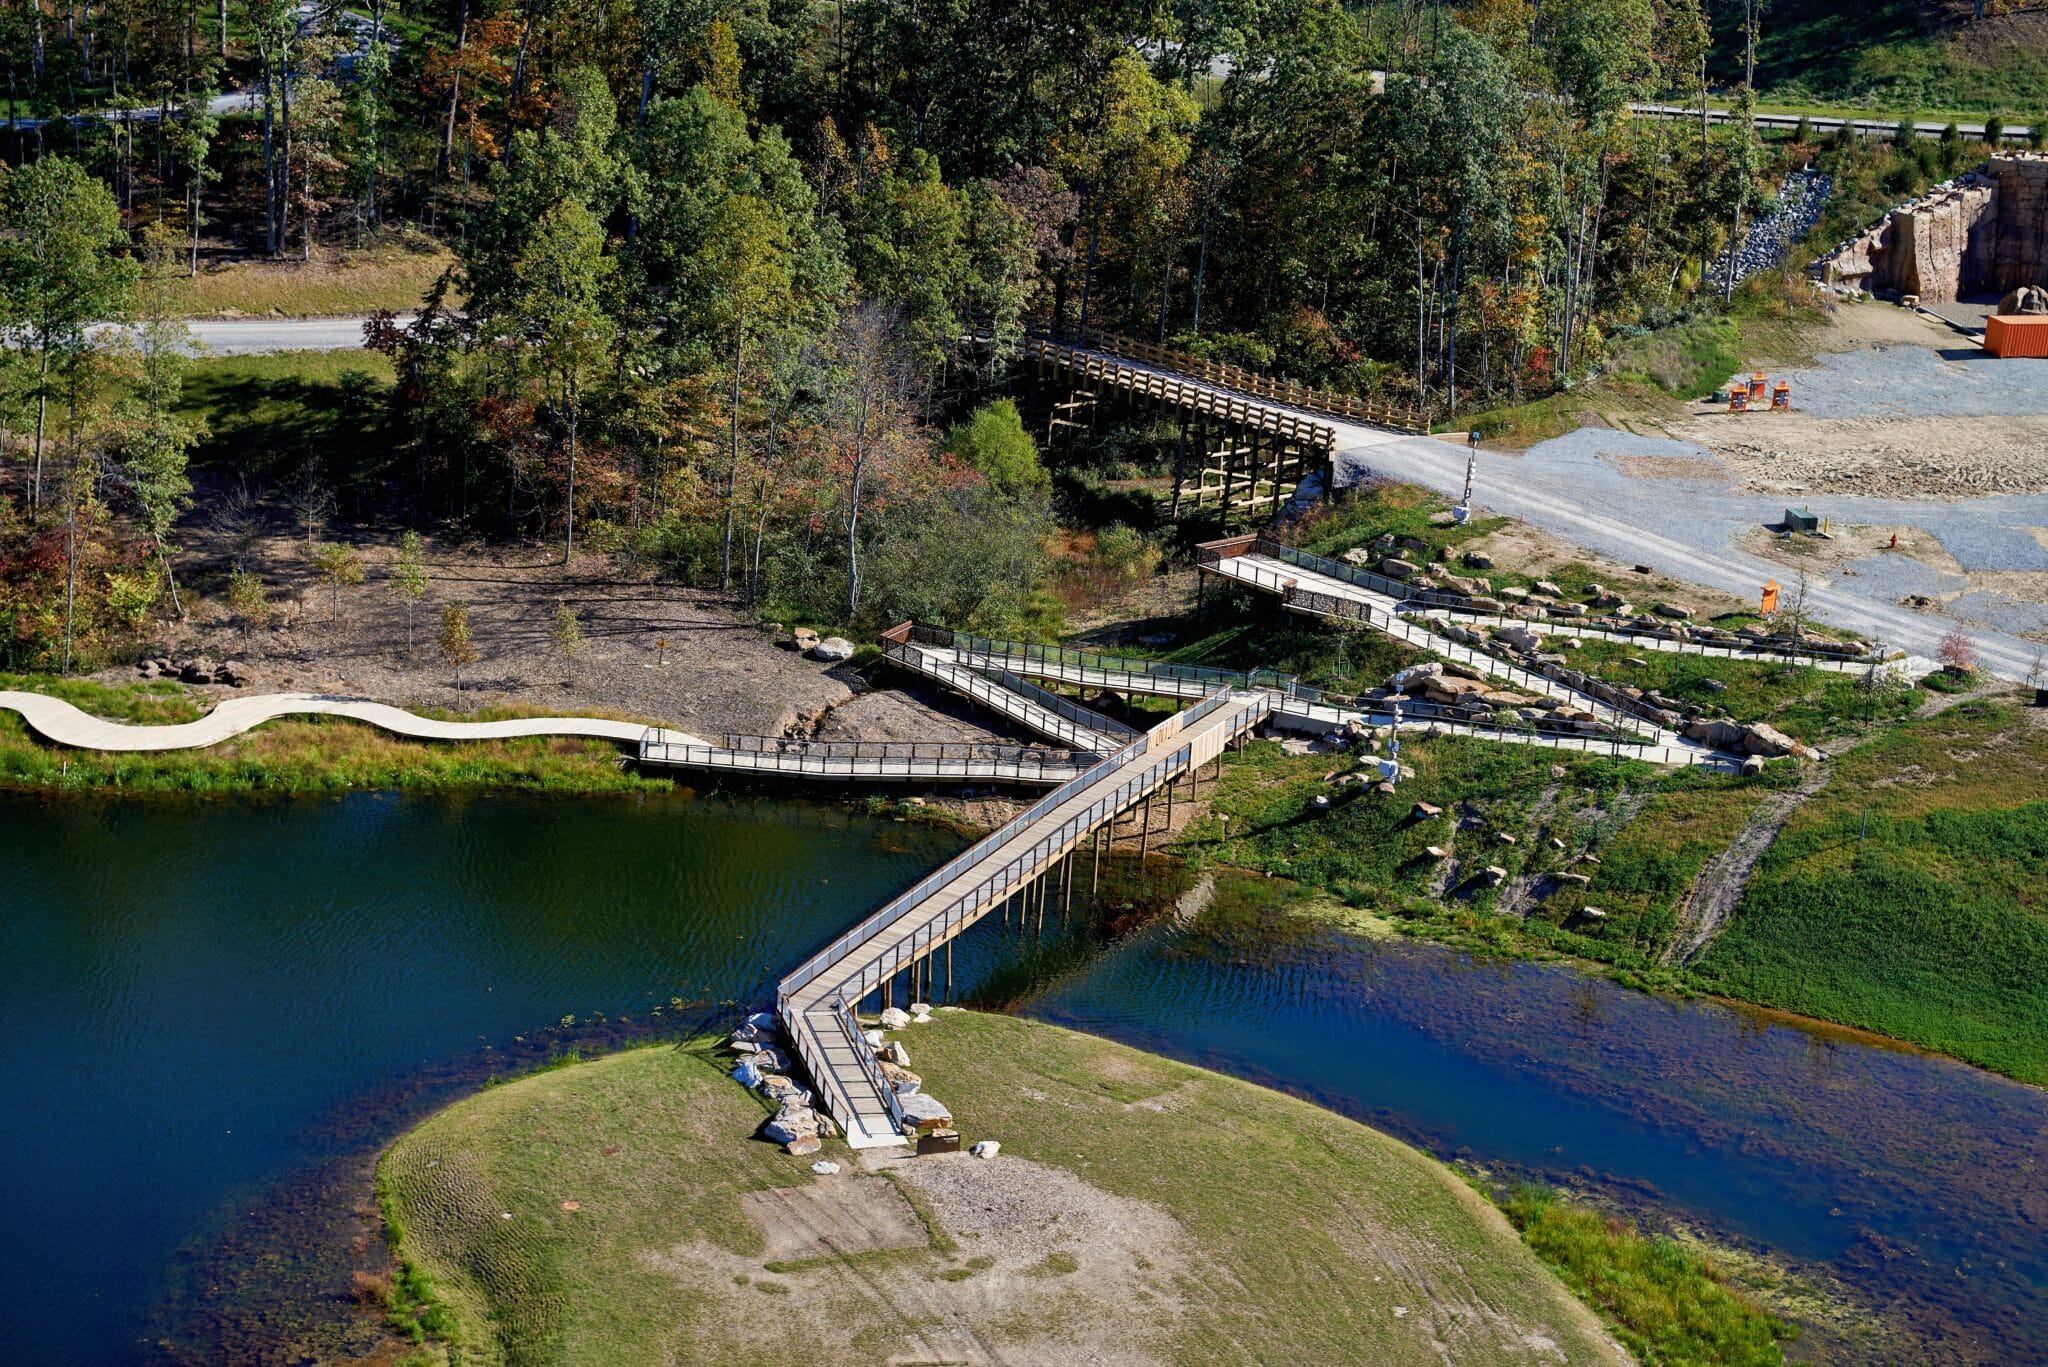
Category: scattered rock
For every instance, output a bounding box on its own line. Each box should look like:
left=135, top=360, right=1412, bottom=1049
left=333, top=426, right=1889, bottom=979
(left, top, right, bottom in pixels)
left=1379, top=557, right=1420, bottom=580
left=971, top=1140, right=1001, bottom=1159
left=1462, top=551, right=1494, bottom=570
left=1341, top=548, right=1373, bottom=567
left=789, top=627, right=820, bottom=652
left=785, top=1134, right=823, bottom=1156
left=878, top=1007, right=911, bottom=1029
left=897, top=1092, right=954, bottom=1133
left=1742, top=754, right=1767, bottom=777
left=1654, top=603, right=1694, bottom=620
left=1532, top=579, right=1562, bottom=598
left=811, top=1160, right=841, bottom=1175
left=810, top=636, right=857, bottom=662
left=885, top=1039, right=911, bottom=1067
left=1411, top=802, right=1444, bottom=820
left=1548, top=765, right=1566, bottom=779
left=1480, top=865, right=1508, bottom=887
left=1702, top=678, right=1729, bottom=693
left=1581, top=906, right=1609, bottom=920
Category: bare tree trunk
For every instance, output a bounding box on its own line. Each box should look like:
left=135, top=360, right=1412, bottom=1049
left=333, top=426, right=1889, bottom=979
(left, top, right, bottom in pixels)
left=719, top=319, right=743, bottom=591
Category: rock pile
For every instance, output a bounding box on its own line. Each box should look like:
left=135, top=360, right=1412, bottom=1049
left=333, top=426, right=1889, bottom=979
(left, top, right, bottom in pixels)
left=724, top=1012, right=840, bottom=1155
left=137, top=655, right=253, bottom=686
left=1713, top=168, right=1833, bottom=291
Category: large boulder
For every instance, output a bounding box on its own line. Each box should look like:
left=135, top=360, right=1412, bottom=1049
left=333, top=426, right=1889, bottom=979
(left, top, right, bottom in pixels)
left=1386, top=662, right=1444, bottom=693
left=1379, top=557, right=1421, bottom=580
left=1742, top=722, right=1816, bottom=759
left=1998, top=285, right=2048, bottom=315
left=878, top=1006, right=911, bottom=1029
left=1685, top=717, right=1748, bottom=749
left=810, top=636, right=857, bottom=662
left=789, top=627, right=820, bottom=652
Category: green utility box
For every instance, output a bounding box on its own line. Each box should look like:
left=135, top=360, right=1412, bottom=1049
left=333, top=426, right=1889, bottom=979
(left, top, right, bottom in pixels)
left=1784, top=507, right=1819, bottom=534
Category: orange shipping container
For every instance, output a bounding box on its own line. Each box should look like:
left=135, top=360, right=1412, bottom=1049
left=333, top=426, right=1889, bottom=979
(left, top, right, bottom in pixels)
left=1986, top=315, right=2048, bottom=358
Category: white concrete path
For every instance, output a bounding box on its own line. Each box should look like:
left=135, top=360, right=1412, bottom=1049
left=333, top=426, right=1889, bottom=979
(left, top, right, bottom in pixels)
left=0, top=690, right=698, bottom=752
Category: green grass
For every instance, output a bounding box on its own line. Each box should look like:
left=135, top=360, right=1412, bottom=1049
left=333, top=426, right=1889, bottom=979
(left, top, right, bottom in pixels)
left=1711, top=0, right=2048, bottom=117
left=1610, top=316, right=1747, bottom=401
left=180, top=350, right=395, bottom=483
left=169, top=241, right=455, bottom=318
left=1177, top=737, right=1789, bottom=987
left=1502, top=1186, right=1791, bottom=1367
left=1698, top=700, right=2048, bottom=1085
left=0, top=672, right=203, bottom=724
left=378, top=1015, right=1620, bottom=1364
left=1559, top=643, right=1915, bottom=743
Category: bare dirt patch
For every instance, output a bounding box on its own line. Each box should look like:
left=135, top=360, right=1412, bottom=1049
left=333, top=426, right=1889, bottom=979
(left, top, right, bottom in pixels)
left=741, top=1175, right=931, bottom=1263
left=1671, top=411, right=2048, bottom=497
left=1460, top=519, right=1755, bottom=619
left=641, top=1153, right=1196, bottom=1366
left=144, top=527, right=984, bottom=745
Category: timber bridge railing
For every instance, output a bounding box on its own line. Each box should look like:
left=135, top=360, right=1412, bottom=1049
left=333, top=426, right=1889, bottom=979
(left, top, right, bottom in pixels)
left=1068, top=329, right=1428, bottom=433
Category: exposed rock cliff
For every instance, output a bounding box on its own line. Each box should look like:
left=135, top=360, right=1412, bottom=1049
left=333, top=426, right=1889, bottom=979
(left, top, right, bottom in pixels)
left=1814, top=154, right=2048, bottom=303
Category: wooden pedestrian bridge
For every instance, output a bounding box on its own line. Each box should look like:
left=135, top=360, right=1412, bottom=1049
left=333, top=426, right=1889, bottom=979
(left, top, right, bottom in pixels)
left=775, top=684, right=1271, bottom=1147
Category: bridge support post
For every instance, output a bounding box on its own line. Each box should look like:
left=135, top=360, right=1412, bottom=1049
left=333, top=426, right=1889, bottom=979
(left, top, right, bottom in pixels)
left=1092, top=826, right=1103, bottom=897
left=945, top=939, right=953, bottom=1002
left=1140, top=792, right=1154, bottom=856
left=1062, top=852, right=1074, bottom=918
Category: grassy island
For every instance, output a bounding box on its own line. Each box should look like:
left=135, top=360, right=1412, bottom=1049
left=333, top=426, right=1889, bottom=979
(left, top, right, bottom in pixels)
left=379, top=1013, right=1636, bottom=1365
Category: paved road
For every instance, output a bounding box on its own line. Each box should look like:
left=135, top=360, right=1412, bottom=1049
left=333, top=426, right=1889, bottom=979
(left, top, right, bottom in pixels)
left=1332, top=427, right=2044, bottom=681
left=181, top=315, right=398, bottom=354
left=1632, top=102, right=2036, bottom=145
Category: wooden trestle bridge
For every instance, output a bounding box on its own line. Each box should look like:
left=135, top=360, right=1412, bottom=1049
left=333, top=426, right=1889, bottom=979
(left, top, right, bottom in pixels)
left=1017, top=332, right=1423, bottom=525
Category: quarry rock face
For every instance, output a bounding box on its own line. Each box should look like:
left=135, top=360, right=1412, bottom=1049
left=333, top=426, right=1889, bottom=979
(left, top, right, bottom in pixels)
left=1815, top=154, right=2048, bottom=303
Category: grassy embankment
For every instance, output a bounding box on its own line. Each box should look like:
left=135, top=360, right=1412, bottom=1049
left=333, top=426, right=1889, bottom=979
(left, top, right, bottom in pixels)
left=1698, top=699, right=2048, bottom=1085
left=168, top=243, right=455, bottom=318
left=0, top=675, right=664, bottom=796
left=1172, top=732, right=1781, bottom=993
left=378, top=1012, right=1785, bottom=1363
left=1713, top=0, right=2048, bottom=119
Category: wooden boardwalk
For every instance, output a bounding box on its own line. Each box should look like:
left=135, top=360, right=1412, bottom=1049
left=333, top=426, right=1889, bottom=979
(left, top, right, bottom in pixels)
left=776, top=688, right=1271, bottom=1147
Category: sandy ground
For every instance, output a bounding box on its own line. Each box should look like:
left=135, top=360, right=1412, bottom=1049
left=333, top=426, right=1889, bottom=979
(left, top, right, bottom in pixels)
left=1670, top=408, right=2048, bottom=498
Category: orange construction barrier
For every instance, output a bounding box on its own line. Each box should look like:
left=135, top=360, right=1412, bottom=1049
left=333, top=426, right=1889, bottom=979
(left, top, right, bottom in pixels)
left=1771, top=381, right=1791, bottom=410
left=1761, top=579, right=1780, bottom=614
left=1748, top=371, right=1769, bottom=399
left=1986, top=315, right=2048, bottom=358
left=1728, top=389, right=1749, bottom=412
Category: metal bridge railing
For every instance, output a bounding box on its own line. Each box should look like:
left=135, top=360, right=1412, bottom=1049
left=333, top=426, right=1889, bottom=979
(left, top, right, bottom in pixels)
left=801, top=692, right=1264, bottom=1011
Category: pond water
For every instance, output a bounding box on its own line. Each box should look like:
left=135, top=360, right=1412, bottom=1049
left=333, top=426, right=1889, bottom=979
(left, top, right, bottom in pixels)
left=2, top=793, right=2044, bottom=1363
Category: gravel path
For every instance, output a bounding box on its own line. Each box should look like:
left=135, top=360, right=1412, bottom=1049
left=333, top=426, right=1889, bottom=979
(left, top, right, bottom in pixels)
left=1334, top=424, right=2048, bottom=680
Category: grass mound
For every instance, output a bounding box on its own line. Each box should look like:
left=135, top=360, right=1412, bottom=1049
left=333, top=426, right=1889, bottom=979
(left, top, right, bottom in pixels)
left=379, top=1016, right=1623, bottom=1364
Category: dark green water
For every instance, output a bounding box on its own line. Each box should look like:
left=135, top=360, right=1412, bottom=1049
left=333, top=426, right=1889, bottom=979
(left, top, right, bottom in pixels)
left=3, top=792, right=2045, bottom=1363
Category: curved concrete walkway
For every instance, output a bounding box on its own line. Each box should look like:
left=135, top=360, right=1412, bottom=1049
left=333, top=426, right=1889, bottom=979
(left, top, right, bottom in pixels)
left=0, top=690, right=705, bottom=752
